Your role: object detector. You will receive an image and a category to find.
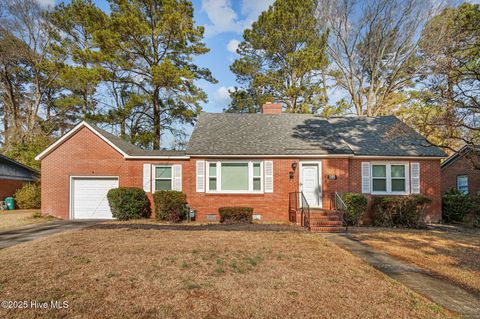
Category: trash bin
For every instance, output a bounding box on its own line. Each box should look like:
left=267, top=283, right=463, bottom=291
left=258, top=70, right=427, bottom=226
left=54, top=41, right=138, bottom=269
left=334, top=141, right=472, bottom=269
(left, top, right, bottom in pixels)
left=5, top=197, right=14, bottom=210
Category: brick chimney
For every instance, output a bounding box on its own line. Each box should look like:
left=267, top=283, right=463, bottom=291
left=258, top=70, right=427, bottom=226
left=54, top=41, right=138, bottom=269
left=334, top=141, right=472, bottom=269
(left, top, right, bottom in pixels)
left=261, top=102, right=282, bottom=114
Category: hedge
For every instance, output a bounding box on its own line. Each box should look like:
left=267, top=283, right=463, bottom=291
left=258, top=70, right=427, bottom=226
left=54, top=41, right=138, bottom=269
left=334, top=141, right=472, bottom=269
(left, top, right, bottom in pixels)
left=107, top=187, right=150, bottom=220
left=341, top=193, right=367, bottom=226
left=14, top=183, right=41, bottom=209
left=442, top=189, right=471, bottom=223
left=153, top=190, right=188, bottom=223
left=372, top=195, right=431, bottom=228
left=218, top=207, right=253, bottom=223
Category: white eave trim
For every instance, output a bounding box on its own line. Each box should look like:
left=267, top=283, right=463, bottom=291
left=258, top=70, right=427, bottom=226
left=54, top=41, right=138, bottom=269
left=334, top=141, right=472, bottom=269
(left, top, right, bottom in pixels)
left=125, top=155, right=190, bottom=160
left=188, top=154, right=446, bottom=159
left=353, top=155, right=446, bottom=160
left=188, top=154, right=352, bottom=158
left=35, top=121, right=129, bottom=160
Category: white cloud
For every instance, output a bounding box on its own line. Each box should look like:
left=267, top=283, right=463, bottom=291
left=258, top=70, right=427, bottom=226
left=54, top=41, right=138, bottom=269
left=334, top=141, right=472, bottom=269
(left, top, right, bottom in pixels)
left=214, top=86, right=234, bottom=104
left=201, top=0, right=243, bottom=37
left=240, top=0, right=274, bottom=26
left=36, top=0, right=55, bottom=7
left=227, top=39, right=240, bottom=54
left=201, top=0, right=274, bottom=37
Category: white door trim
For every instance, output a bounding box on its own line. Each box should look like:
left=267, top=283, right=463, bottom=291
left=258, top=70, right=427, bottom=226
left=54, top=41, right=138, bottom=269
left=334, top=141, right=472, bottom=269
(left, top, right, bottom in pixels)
left=299, top=161, right=323, bottom=208
left=69, top=176, right=119, bottom=220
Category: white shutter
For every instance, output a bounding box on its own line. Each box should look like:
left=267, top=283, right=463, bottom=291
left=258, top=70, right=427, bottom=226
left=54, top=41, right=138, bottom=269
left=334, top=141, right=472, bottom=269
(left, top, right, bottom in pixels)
left=172, top=164, right=182, bottom=191
left=411, top=162, right=420, bottom=194
left=143, top=163, right=151, bottom=192
left=196, top=160, right=205, bottom=192
left=264, top=161, right=274, bottom=193
left=361, top=162, right=371, bottom=194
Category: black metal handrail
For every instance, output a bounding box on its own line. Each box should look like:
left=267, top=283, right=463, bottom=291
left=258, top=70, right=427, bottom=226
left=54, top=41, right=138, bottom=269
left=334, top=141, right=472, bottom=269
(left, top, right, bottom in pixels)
left=331, top=192, right=349, bottom=231
left=300, top=192, right=310, bottom=229
left=289, top=191, right=310, bottom=229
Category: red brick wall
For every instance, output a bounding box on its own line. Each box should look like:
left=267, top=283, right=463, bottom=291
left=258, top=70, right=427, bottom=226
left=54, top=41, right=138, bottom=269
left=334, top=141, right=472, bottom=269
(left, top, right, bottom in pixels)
left=187, top=158, right=299, bottom=221
left=0, top=179, right=25, bottom=201
left=441, top=153, right=480, bottom=196
left=40, top=126, right=442, bottom=222
left=41, top=127, right=190, bottom=219
left=349, top=159, right=442, bottom=222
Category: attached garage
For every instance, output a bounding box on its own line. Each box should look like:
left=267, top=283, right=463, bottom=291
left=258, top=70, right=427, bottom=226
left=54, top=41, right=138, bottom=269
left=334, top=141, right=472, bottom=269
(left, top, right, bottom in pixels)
left=70, top=177, right=118, bottom=219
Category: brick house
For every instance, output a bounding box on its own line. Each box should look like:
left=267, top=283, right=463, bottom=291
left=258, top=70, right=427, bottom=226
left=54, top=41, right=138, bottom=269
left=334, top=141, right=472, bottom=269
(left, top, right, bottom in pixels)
left=35, top=103, right=446, bottom=228
left=0, top=153, right=39, bottom=201
left=441, top=145, right=480, bottom=196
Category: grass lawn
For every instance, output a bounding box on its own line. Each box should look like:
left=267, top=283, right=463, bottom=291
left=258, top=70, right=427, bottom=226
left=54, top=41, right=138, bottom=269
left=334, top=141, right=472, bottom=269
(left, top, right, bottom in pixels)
left=351, top=227, right=480, bottom=295
left=0, top=227, right=453, bottom=318
left=0, top=210, right=55, bottom=230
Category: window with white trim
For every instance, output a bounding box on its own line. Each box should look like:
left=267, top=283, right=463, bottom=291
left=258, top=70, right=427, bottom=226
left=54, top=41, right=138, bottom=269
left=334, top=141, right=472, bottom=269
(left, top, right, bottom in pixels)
left=457, top=175, right=468, bottom=194
left=153, top=165, right=172, bottom=191
left=207, top=161, right=263, bottom=193
left=371, top=163, right=408, bottom=194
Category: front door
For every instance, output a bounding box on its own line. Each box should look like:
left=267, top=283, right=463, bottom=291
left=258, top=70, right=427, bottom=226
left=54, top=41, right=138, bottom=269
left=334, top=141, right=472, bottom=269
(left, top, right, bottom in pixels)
left=300, top=163, right=321, bottom=207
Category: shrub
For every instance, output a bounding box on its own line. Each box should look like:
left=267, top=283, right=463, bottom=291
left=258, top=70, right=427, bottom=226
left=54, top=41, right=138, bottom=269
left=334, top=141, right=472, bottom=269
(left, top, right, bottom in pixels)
left=153, top=190, right=188, bottom=223
left=372, top=195, right=431, bottom=228
left=14, top=183, right=41, bottom=209
left=107, top=187, right=150, bottom=221
left=470, top=195, right=480, bottom=227
left=442, top=189, right=471, bottom=223
left=218, top=207, right=253, bottom=223
left=341, top=193, right=368, bottom=226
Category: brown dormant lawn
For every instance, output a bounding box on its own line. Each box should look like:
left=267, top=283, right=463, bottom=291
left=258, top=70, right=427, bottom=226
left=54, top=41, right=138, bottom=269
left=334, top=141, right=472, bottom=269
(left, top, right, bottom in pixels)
left=0, top=210, right=54, bottom=230
left=352, top=228, right=480, bottom=295
left=0, top=227, right=454, bottom=318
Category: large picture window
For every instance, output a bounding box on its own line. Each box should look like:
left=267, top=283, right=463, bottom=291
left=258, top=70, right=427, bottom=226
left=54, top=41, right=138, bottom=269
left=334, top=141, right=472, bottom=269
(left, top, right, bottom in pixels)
left=207, top=161, right=263, bottom=193
left=371, top=163, right=408, bottom=194
left=153, top=165, right=172, bottom=191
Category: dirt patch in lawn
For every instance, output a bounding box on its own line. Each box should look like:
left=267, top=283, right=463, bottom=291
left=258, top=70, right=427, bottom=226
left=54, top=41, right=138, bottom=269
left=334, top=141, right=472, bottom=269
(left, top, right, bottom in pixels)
left=0, top=210, right=55, bottom=230
left=92, top=221, right=306, bottom=232
left=0, top=229, right=454, bottom=318
left=351, top=227, right=480, bottom=295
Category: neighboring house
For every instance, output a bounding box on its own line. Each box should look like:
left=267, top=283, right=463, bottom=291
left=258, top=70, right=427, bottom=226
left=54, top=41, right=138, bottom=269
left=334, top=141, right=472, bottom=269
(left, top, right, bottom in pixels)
left=441, top=145, right=480, bottom=196
left=0, top=154, right=39, bottom=200
left=35, top=103, right=446, bottom=227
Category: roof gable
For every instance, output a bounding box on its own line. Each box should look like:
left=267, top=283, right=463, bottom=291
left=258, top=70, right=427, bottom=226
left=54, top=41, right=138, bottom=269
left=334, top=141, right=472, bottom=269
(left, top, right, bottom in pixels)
left=441, top=145, right=476, bottom=168
left=35, top=122, right=188, bottom=161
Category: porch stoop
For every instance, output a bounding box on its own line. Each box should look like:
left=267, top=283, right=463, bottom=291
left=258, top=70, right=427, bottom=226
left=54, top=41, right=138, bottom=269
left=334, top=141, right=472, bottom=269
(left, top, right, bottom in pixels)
left=308, top=209, right=347, bottom=233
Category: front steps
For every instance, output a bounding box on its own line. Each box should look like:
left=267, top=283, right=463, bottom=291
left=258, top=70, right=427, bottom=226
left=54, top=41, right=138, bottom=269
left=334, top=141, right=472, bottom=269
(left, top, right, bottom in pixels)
left=301, top=209, right=347, bottom=233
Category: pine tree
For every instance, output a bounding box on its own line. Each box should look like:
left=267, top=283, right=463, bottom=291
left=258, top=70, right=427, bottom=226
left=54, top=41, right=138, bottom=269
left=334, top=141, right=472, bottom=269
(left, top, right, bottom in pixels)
left=228, top=0, right=329, bottom=113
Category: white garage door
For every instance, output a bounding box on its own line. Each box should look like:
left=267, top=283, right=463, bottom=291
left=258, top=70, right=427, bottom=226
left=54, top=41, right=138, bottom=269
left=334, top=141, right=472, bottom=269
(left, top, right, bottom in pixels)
left=71, top=177, right=119, bottom=219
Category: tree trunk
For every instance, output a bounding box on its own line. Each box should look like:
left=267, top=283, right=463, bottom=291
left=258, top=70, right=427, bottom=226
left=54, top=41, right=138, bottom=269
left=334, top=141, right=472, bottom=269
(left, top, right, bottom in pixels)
left=152, top=87, right=161, bottom=150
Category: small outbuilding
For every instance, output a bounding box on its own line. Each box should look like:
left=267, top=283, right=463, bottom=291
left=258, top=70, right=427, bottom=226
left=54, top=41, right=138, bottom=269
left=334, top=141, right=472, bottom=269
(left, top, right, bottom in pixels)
left=0, top=154, right=39, bottom=201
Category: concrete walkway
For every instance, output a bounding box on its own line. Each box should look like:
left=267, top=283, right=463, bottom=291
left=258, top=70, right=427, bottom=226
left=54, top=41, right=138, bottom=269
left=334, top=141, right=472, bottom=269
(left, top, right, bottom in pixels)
left=0, top=220, right=99, bottom=250
left=325, top=234, right=480, bottom=319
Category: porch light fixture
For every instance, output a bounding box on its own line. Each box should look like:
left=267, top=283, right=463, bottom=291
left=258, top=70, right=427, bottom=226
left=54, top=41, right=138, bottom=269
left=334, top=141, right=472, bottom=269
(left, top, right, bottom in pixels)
left=291, top=161, right=297, bottom=171
left=289, top=171, right=295, bottom=180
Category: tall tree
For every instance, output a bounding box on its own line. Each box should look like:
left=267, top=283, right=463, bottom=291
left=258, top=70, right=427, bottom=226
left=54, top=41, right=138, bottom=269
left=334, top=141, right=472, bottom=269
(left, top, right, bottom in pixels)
left=96, top=0, right=216, bottom=149
left=318, top=0, right=432, bottom=116
left=228, top=0, right=329, bottom=114
left=0, top=0, right=60, bottom=148
left=415, top=3, right=480, bottom=154
left=48, top=0, right=109, bottom=120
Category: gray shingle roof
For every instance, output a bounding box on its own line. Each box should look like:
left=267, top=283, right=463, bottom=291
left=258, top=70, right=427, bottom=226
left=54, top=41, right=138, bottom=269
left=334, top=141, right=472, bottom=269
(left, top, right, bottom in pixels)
left=186, top=113, right=447, bottom=157
left=92, top=125, right=187, bottom=157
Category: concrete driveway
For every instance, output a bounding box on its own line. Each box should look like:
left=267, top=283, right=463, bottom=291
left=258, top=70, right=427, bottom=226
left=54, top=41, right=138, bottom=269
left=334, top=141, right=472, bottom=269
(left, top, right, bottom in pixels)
left=0, top=220, right=100, bottom=249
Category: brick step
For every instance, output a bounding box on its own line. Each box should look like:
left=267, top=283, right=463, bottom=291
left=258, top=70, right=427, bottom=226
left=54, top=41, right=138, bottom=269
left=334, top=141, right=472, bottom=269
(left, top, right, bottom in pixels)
left=309, top=220, right=344, bottom=227
left=309, top=215, right=342, bottom=221
left=309, top=211, right=341, bottom=217
left=309, top=226, right=347, bottom=233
